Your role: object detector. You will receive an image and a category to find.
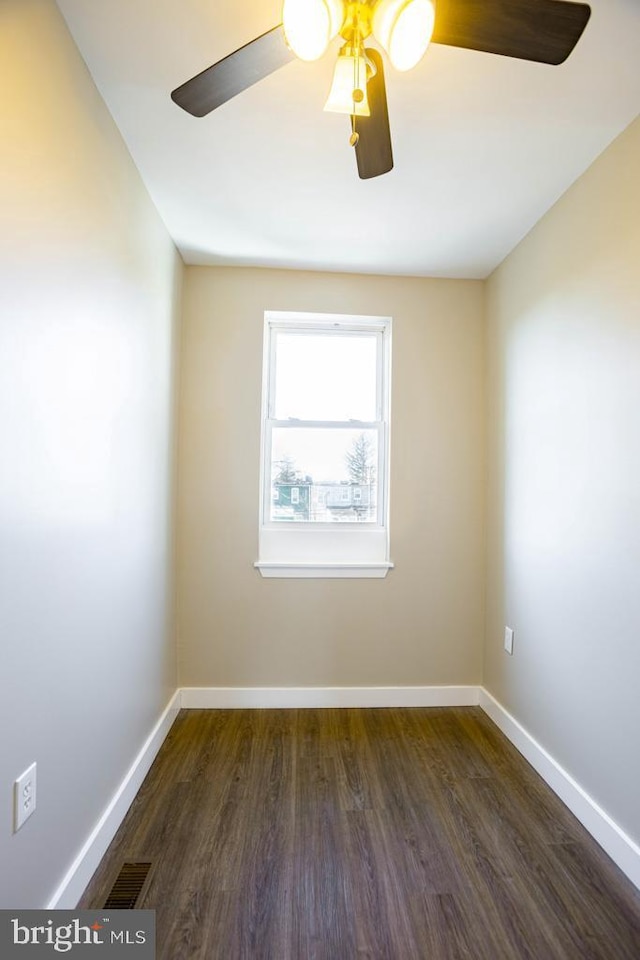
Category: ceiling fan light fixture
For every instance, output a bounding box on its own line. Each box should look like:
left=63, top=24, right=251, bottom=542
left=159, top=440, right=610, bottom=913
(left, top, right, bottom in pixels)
left=372, top=0, right=435, bottom=71
left=282, top=0, right=345, bottom=62
left=324, top=44, right=371, bottom=116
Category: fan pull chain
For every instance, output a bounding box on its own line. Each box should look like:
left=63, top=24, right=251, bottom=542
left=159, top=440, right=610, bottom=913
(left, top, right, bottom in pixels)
left=350, top=114, right=359, bottom=147
left=349, top=33, right=362, bottom=149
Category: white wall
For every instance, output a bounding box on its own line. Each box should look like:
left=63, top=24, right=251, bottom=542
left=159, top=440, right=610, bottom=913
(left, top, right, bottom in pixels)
left=177, top=267, right=485, bottom=689
left=0, top=0, right=181, bottom=906
left=484, top=116, right=640, bottom=845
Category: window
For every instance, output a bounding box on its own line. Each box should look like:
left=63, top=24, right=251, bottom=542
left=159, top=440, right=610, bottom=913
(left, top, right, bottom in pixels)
left=255, top=311, right=392, bottom=578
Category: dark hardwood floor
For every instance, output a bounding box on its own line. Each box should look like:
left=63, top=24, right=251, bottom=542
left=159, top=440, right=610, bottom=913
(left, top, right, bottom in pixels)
left=79, top=707, right=640, bottom=959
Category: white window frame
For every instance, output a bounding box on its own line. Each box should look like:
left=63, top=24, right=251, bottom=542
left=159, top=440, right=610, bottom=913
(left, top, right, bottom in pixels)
left=254, top=311, right=393, bottom=578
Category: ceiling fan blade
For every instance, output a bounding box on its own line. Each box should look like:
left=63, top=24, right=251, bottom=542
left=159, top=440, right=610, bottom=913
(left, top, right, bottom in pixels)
left=432, top=0, right=591, bottom=65
left=171, top=25, right=295, bottom=117
left=354, top=49, right=394, bottom=180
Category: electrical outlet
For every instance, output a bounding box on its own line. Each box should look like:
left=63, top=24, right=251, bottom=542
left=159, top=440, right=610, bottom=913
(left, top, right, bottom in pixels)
left=504, top=626, right=514, bottom=655
left=14, top=762, right=37, bottom=832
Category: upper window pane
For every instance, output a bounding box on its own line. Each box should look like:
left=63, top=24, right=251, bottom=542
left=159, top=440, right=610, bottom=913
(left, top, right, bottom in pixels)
left=273, top=332, right=377, bottom=421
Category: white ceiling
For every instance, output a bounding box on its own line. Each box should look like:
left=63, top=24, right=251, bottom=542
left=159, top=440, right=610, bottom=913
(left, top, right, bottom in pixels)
left=56, top=0, right=640, bottom=279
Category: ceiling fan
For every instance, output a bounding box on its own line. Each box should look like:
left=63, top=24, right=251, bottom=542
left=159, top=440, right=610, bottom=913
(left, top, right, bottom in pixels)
left=171, top=0, right=591, bottom=180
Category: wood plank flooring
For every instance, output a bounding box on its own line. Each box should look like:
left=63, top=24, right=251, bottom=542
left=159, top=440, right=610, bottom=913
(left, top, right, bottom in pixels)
left=79, top=707, right=640, bottom=959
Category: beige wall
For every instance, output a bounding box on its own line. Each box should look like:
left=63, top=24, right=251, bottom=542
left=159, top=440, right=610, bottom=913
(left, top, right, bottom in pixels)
left=0, top=0, right=181, bottom=906
left=485, top=116, right=640, bottom=844
left=178, top=267, right=484, bottom=688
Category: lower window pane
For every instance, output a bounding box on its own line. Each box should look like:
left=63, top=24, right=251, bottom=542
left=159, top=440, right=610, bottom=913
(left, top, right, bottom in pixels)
left=270, top=428, right=378, bottom=523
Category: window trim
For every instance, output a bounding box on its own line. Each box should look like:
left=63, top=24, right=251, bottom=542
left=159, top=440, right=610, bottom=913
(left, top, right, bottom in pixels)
left=255, top=562, right=394, bottom=579
left=255, top=311, right=393, bottom=579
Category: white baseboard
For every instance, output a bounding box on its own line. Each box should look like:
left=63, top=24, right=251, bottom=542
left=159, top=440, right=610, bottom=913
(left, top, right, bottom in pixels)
left=48, top=684, right=639, bottom=908
left=479, top=688, right=640, bottom=891
left=47, top=691, right=181, bottom=909
left=179, top=685, right=481, bottom=709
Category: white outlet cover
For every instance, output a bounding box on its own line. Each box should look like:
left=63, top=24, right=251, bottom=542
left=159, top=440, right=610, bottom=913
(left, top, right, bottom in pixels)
left=14, top=761, right=37, bottom=832
left=504, top=626, right=514, bottom=655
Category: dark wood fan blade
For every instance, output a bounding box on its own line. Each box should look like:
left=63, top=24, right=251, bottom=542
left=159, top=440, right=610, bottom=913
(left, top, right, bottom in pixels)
left=354, top=49, right=394, bottom=180
left=432, top=0, right=591, bottom=65
left=171, top=25, right=295, bottom=117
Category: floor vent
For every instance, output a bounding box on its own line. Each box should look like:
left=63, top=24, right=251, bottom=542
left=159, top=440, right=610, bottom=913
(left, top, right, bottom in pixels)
left=103, top=862, right=152, bottom=909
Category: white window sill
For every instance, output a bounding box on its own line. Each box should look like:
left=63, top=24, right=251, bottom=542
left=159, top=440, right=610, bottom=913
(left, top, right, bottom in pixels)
left=254, top=561, right=394, bottom=579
